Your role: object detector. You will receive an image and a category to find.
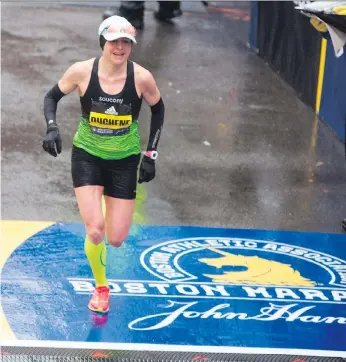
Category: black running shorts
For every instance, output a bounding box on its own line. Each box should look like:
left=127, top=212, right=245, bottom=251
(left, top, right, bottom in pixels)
left=71, top=145, right=141, bottom=199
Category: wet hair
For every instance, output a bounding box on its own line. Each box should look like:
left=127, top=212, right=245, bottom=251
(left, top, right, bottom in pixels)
left=99, top=35, right=107, bottom=50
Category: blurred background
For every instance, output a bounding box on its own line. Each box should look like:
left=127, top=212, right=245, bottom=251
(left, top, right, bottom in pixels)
left=1, top=1, right=346, bottom=233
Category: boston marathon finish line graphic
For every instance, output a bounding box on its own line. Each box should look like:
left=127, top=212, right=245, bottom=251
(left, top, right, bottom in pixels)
left=1, top=223, right=346, bottom=352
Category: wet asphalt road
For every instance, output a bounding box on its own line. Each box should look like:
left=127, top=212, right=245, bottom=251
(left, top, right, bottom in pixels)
left=1, top=1, right=346, bottom=233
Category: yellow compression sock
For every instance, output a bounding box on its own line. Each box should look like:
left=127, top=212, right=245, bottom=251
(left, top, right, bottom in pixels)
left=84, top=236, right=108, bottom=287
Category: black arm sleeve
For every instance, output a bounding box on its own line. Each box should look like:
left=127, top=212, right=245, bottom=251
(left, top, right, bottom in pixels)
left=147, top=98, right=165, bottom=151
left=43, top=83, right=66, bottom=128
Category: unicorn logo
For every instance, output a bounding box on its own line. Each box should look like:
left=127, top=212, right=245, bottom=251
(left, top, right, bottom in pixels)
left=199, top=248, right=316, bottom=287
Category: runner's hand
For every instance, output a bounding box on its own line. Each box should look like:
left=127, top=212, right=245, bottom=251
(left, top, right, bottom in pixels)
left=138, top=156, right=156, bottom=183
left=42, top=126, right=62, bottom=157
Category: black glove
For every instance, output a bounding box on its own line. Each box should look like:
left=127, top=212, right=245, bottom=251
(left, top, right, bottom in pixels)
left=42, top=126, right=62, bottom=157
left=138, top=155, right=156, bottom=183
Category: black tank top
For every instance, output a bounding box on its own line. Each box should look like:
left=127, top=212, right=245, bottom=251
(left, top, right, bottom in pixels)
left=80, top=57, right=142, bottom=120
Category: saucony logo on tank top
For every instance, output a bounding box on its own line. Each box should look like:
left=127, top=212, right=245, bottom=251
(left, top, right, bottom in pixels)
left=99, top=97, right=123, bottom=104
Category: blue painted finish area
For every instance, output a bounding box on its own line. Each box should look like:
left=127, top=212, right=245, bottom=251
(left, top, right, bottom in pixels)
left=1, top=224, right=346, bottom=351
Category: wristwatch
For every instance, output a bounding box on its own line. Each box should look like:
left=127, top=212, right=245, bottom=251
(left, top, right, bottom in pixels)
left=144, top=150, right=158, bottom=160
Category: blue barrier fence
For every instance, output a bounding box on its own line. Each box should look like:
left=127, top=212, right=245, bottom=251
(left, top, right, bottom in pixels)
left=249, top=2, right=346, bottom=144
left=319, top=39, right=346, bottom=142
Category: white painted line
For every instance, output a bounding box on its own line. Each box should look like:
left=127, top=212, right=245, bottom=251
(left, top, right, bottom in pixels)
left=66, top=277, right=346, bottom=290
left=74, top=292, right=346, bottom=305
left=1, top=339, right=346, bottom=358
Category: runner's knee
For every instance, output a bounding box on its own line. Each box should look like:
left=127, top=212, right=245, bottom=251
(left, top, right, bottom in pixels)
left=86, top=222, right=105, bottom=244
left=107, top=230, right=129, bottom=248
left=108, top=239, right=126, bottom=248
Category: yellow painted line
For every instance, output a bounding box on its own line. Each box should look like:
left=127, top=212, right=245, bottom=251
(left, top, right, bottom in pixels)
left=0, top=220, right=54, bottom=341
left=316, top=37, right=327, bottom=114
left=133, top=184, right=147, bottom=225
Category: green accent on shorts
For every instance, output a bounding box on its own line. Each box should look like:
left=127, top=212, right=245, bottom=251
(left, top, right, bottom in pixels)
left=73, top=117, right=141, bottom=160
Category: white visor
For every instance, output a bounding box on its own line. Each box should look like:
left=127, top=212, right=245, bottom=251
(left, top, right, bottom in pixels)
left=102, top=31, right=137, bottom=44
left=98, top=15, right=137, bottom=44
